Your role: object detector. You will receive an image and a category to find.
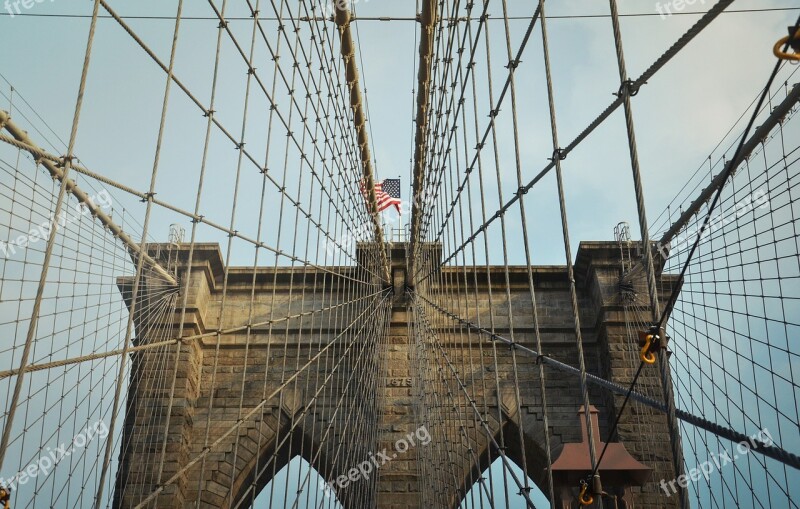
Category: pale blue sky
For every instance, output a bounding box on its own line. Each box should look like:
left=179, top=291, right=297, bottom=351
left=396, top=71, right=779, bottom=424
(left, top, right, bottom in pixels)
left=1, top=2, right=799, bottom=507
left=1, top=1, right=798, bottom=268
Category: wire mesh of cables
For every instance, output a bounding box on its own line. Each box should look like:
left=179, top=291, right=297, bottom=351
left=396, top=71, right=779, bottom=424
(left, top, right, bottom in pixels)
left=0, top=0, right=393, bottom=507
left=649, top=76, right=800, bottom=508
left=1, top=0, right=800, bottom=508
left=406, top=1, right=800, bottom=508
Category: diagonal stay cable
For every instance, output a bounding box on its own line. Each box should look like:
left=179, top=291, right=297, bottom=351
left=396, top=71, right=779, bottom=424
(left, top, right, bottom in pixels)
left=209, top=0, right=373, bottom=242
left=412, top=0, right=487, bottom=244
left=591, top=17, right=800, bottom=474
left=0, top=132, right=375, bottom=285
left=430, top=0, right=736, bottom=278
left=96, top=0, right=373, bottom=273
left=0, top=284, right=384, bottom=375
left=424, top=3, right=542, bottom=247
left=0, top=0, right=103, bottom=473
left=588, top=28, right=800, bottom=490
left=657, top=14, right=800, bottom=333
left=411, top=292, right=539, bottom=509
left=412, top=290, right=800, bottom=471
left=605, top=0, right=687, bottom=503
left=0, top=112, right=177, bottom=285
left=130, top=291, right=391, bottom=509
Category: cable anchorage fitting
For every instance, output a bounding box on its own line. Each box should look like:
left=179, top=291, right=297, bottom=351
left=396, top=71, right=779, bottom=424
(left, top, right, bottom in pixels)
left=773, top=25, right=800, bottom=61
left=638, top=325, right=667, bottom=365
left=578, top=480, right=593, bottom=506
left=0, top=485, right=10, bottom=509
left=578, top=475, right=604, bottom=506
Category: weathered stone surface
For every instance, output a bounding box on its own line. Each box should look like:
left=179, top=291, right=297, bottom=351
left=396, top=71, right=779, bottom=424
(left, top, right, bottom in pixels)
left=115, top=242, right=679, bottom=509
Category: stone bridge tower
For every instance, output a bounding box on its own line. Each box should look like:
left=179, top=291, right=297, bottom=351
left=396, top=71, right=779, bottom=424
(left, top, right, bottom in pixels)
left=114, top=241, right=680, bottom=509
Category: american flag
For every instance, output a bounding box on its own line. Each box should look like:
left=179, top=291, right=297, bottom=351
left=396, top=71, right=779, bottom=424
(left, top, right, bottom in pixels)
left=361, top=178, right=402, bottom=213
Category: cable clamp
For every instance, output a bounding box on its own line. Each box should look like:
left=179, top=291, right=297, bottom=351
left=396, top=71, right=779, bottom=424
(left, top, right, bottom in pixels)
left=60, top=155, right=75, bottom=167
left=550, top=148, right=566, bottom=161
left=774, top=26, right=800, bottom=61
left=616, top=79, right=641, bottom=97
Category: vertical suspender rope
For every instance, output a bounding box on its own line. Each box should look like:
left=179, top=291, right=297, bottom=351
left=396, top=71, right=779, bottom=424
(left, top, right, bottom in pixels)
left=497, top=0, right=553, bottom=501
left=96, top=2, right=185, bottom=506
left=535, top=3, right=605, bottom=497
left=223, top=1, right=273, bottom=504
left=0, top=0, right=102, bottom=473
left=152, top=0, right=230, bottom=495
left=466, top=11, right=499, bottom=505
left=265, top=12, right=305, bottom=505
left=606, top=1, right=690, bottom=505
left=480, top=18, right=515, bottom=509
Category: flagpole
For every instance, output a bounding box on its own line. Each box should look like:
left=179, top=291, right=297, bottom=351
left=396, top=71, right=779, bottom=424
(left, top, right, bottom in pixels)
left=334, top=2, right=392, bottom=284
